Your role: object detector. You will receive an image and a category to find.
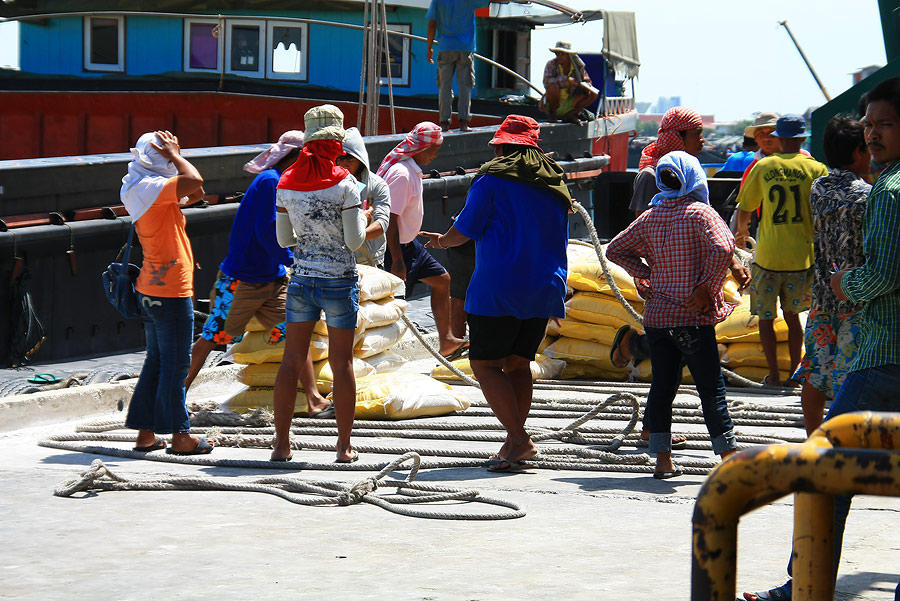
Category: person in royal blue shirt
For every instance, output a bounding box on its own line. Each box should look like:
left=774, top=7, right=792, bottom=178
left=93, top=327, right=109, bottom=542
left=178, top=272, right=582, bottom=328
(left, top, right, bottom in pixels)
left=183, top=132, right=332, bottom=419
left=420, top=115, right=571, bottom=471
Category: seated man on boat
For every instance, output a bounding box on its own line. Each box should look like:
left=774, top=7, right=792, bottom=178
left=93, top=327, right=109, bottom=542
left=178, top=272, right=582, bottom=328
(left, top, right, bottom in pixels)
left=540, top=41, right=598, bottom=124
left=377, top=122, right=468, bottom=360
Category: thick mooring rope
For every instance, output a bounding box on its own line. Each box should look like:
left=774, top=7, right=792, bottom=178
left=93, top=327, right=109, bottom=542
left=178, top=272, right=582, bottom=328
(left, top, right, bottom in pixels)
left=53, top=455, right=525, bottom=520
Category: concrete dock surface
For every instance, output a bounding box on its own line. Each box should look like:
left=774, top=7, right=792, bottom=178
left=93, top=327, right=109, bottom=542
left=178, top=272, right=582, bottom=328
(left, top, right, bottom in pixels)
left=2, top=352, right=899, bottom=601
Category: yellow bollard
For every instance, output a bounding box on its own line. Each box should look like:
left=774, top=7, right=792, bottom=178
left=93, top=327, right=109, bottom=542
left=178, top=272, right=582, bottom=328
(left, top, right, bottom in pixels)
left=692, top=411, right=900, bottom=601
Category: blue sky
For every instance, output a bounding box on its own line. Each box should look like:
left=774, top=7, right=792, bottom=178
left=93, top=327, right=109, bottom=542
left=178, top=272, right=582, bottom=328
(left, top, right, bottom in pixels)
left=2, top=2, right=887, bottom=122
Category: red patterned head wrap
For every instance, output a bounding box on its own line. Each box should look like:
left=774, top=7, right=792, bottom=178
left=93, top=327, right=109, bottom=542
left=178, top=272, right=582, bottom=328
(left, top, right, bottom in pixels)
left=277, top=139, right=349, bottom=192
left=638, top=107, right=704, bottom=170
left=376, top=122, right=444, bottom=177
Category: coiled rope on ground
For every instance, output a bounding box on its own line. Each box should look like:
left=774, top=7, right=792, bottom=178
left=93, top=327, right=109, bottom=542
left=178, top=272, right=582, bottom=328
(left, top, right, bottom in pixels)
left=53, top=454, right=525, bottom=520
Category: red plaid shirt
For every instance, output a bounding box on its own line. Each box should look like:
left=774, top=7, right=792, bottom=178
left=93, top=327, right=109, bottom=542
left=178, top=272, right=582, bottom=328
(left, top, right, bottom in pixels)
left=606, top=197, right=736, bottom=328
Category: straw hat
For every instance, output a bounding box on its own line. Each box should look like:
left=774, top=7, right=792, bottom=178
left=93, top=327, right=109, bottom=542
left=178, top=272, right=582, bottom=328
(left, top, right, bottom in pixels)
left=549, top=40, right=578, bottom=54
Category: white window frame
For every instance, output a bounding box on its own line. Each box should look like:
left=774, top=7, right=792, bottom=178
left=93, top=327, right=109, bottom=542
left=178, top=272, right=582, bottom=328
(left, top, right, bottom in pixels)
left=225, top=19, right=265, bottom=78
left=265, top=21, right=308, bottom=81
left=83, top=15, right=124, bottom=72
left=183, top=18, right=223, bottom=73
left=379, top=23, right=410, bottom=87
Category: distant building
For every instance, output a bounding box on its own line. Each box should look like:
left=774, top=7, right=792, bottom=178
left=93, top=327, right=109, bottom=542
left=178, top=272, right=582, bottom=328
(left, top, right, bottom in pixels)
left=649, top=96, right=680, bottom=114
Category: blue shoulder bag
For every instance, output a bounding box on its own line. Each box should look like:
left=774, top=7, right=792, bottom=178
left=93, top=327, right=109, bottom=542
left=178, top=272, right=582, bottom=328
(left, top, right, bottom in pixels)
left=102, top=223, right=142, bottom=319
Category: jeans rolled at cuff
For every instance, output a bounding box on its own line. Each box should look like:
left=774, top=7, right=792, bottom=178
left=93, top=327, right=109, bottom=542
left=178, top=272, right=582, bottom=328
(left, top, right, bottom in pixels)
left=648, top=432, right=672, bottom=454
left=711, top=428, right=737, bottom=455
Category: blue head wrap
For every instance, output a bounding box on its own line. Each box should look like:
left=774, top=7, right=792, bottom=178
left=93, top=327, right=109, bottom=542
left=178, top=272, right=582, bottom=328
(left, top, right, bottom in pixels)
left=649, top=151, right=710, bottom=207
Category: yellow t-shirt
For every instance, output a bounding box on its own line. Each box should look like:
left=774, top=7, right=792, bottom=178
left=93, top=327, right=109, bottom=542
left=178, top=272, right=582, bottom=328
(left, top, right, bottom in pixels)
left=737, top=153, right=828, bottom=272
left=135, top=178, right=194, bottom=298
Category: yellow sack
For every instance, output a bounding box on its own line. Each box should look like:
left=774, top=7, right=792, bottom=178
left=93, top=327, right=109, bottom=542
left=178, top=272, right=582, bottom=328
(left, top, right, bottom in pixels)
left=537, top=334, right=556, bottom=354
left=354, top=320, right=408, bottom=359
left=542, top=337, right=620, bottom=372
left=430, top=354, right=566, bottom=382
left=241, top=358, right=375, bottom=393
left=556, top=319, right=619, bottom=346
left=227, top=386, right=309, bottom=415
left=566, top=292, right=643, bottom=330
left=723, top=342, right=794, bottom=371
left=349, top=372, right=470, bottom=419
left=358, top=264, right=404, bottom=302
left=232, top=331, right=328, bottom=364
left=635, top=361, right=695, bottom=385
left=732, top=365, right=792, bottom=384
left=559, top=361, right=628, bottom=381
left=358, top=297, right=408, bottom=329
left=567, top=245, right=644, bottom=302
left=244, top=317, right=266, bottom=332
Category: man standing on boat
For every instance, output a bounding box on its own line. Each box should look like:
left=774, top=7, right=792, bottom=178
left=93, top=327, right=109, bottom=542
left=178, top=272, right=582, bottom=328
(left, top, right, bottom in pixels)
left=540, top=41, right=599, bottom=125
left=377, top=122, right=468, bottom=360
left=734, top=115, right=828, bottom=387
left=426, top=0, right=499, bottom=132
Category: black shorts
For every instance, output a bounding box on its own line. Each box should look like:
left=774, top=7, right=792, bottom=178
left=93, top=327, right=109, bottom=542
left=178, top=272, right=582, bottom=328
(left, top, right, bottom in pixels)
left=385, top=238, right=447, bottom=295
left=445, top=239, right=476, bottom=301
left=467, top=314, right=549, bottom=361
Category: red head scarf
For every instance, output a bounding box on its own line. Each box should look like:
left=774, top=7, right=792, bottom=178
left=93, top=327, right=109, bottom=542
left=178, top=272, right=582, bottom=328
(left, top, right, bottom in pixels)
left=277, top=139, right=349, bottom=192
left=638, top=107, right=704, bottom=170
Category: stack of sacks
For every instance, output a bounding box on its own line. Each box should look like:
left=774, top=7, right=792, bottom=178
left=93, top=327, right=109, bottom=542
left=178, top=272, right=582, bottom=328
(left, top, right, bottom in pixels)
left=431, top=354, right=566, bottom=382
left=717, top=300, right=807, bottom=383
left=228, top=266, right=411, bottom=414
left=539, top=242, right=645, bottom=381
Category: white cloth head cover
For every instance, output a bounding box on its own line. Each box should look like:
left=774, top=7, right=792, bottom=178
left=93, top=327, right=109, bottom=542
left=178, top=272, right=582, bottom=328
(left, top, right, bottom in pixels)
left=120, top=132, right=178, bottom=222
left=650, top=150, right=710, bottom=207
left=244, top=130, right=305, bottom=174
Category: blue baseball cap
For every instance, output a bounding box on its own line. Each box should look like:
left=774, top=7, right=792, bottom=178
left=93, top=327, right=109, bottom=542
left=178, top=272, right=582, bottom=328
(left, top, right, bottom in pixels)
left=772, top=114, right=808, bottom=138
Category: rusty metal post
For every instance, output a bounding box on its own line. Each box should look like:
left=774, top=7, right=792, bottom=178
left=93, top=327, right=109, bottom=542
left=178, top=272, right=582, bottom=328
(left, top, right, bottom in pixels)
left=793, top=492, right=834, bottom=601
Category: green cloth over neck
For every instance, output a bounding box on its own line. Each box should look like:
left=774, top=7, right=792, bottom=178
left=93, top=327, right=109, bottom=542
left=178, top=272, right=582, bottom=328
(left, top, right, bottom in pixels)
left=475, top=147, right=572, bottom=210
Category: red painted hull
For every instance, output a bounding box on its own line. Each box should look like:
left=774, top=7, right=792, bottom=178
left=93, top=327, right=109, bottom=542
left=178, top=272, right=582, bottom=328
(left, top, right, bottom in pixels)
left=0, top=91, right=503, bottom=160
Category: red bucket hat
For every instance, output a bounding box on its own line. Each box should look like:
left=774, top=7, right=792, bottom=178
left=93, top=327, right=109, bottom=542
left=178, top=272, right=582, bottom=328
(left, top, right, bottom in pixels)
left=489, top=115, right=541, bottom=149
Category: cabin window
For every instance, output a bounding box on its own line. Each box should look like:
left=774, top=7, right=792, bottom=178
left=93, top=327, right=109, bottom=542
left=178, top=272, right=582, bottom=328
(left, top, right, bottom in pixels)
left=377, top=23, right=410, bottom=87
left=266, top=22, right=308, bottom=81
left=184, top=19, right=222, bottom=72
left=490, top=29, right=529, bottom=91
left=226, top=20, right=265, bottom=78
left=84, top=16, right=124, bottom=72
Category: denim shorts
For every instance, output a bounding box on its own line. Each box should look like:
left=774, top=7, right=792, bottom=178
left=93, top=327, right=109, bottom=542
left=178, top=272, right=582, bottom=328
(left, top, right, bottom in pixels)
left=285, top=275, right=359, bottom=330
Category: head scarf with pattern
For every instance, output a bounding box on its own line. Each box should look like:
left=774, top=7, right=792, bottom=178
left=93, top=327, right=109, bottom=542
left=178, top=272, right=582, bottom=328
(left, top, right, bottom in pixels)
left=638, top=107, right=704, bottom=170
left=376, top=122, right=443, bottom=177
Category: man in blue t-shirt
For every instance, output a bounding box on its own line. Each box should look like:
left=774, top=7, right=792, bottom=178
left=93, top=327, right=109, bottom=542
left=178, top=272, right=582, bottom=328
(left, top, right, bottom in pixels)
left=183, top=132, right=331, bottom=418
left=426, top=0, right=494, bottom=132
left=420, top=115, right=570, bottom=471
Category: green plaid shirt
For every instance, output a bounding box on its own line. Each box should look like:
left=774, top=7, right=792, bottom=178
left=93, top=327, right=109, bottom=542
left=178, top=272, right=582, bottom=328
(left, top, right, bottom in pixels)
left=842, top=159, right=900, bottom=371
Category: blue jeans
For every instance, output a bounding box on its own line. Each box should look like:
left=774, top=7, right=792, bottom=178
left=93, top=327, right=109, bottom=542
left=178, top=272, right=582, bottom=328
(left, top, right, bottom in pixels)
left=781, top=364, right=900, bottom=599
left=125, top=294, right=193, bottom=435
left=285, top=275, right=359, bottom=330
left=645, top=326, right=736, bottom=454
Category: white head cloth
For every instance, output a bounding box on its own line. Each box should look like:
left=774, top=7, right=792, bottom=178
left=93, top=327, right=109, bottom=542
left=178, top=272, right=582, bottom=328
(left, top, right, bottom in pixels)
left=120, top=132, right=178, bottom=222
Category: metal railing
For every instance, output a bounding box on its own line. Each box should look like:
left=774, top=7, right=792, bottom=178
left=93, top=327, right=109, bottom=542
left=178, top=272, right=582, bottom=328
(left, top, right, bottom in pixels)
left=691, top=411, right=900, bottom=601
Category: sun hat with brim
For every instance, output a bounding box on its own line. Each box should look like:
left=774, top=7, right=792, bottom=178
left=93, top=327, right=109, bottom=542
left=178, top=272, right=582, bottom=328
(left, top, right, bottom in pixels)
left=489, top=114, right=542, bottom=149
left=772, top=113, right=809, bottom=139
left=549, top=40, right=577, bottom=54
left=744, top=111, right=780, bottom=137
left=304, top=104, right=346, bottom=143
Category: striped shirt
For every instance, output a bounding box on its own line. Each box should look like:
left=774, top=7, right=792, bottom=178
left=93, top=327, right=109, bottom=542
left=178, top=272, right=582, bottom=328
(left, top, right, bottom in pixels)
left=606, top=196, right=735, bottom=328
left=841, top=159, right=900, bottom=371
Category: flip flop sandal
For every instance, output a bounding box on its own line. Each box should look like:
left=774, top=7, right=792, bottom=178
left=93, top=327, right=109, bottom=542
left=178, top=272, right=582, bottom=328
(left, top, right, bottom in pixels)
left=28, top=373, right=60, bottom=385
left=652, top=466, right=684, bottom=479
left=133, top=437, right=166, bottom=452
left=308, top=402, right=335, bottom=419
left=166, top=438, right=213, bottom=456
left=743, top=587, right=792, bottom=601
left=335, top=449, right=359, bottom=464
left=270, top=454, right=293, bottom=462
left=442, top=342, right=470, bottom=362
left=608, top=326, right=633, bottom=368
